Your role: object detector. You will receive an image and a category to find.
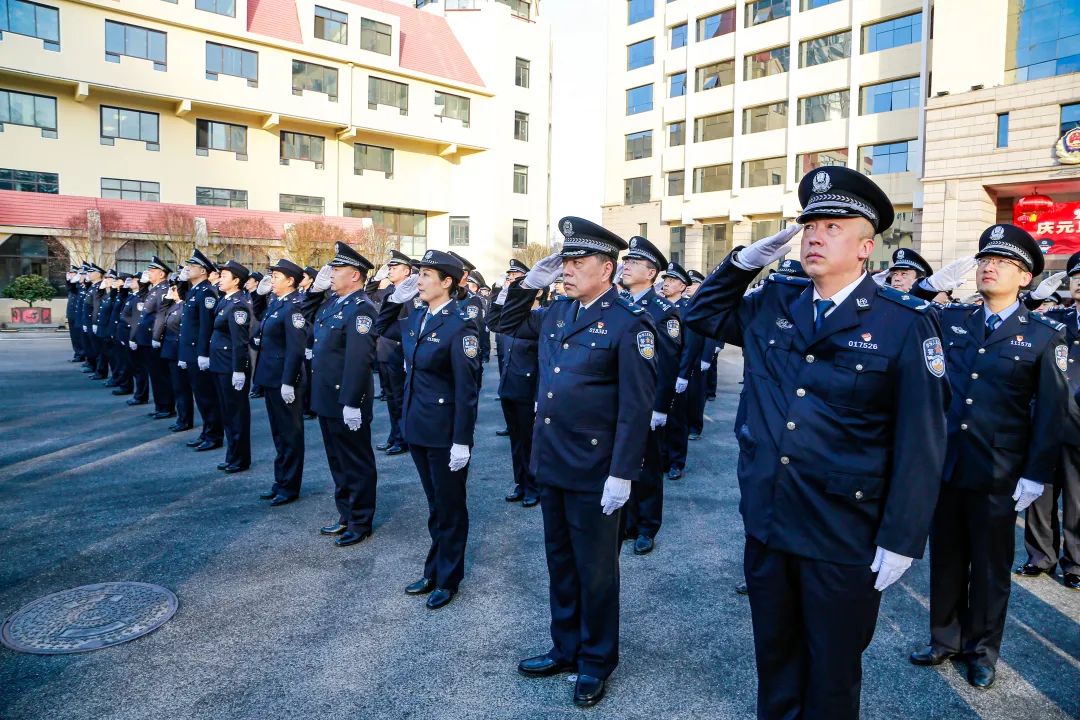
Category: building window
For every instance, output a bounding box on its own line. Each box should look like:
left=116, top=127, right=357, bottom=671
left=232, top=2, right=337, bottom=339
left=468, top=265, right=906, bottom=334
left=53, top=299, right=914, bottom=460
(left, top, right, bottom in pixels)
left=1061, top=102, right=1080, bottom=136
left=1, top=0, right=60, bottom=51
left=667, top=170, right=684, bottom=196
left=369, top=76, right=408, bottom=114
left=0, top=168, right=58, bottom=193
left=696, top=9, right=734, bottom=41
left=449, top=216, right=470, bottom=246
left=863, top=12, right=921, bottom=54
left=799, top=30, right=850, bottom=67
left=625, top=129, right=652, bottom=160
left=703, top=223, right=730, bottom=271
left=742, top=156, right=786, bottom=187
left=315, top=5, right=347, bottom=44
left=745, top=45, right=789, bottom=80
left=280, top=131, right=324, bottom=167
left=752, top=218, right=782, bottom=242
left=512, top=219, right=528, bottom=249
left=669, top=226, right=685, bottom=265
left=345, top=204, right=427, bottom=256
left=795, top=148, right=848, bottom=175
left=801, top=0, right=841, bottom=9
left=205, top=42, right=257, bottom=86
left=857, top=140, right=913, bottom=175
left=436, top=91, right=470, bottom=126
left=668, top=71, right=687, bottom=98
left=670, top=22, right=687, bottom=49
left=355, top=143, right=393, bottom=177
left=360, top=17, right=391, bottom=55
left=1006, top=3, right=1080, bottom=83
left=196, top=119, right=247, bottom=158
left=195, top=0, right=234, bottom=17
left=861, top=76, right=919, bottom=114
left=667, top=121, right=684, bottom=147
left=292, top=60, right=338, bottom=100
left=624, top=176, right=650, bottom=204
left=627, top=38, right=654, bottom=70
left=101, top=177, right=159, bottom=202
left=745, top=0, right=789, bottom=28
left=105, top=20, right=166, bottom=71
left=496, top=0, right=530, bottom=19
left=637, top=222, right=647, bottom=238
left=626, top=84, right=653, bottom=115
left=279, top=193, right=324, bottom=214
left=515, top=57, right=530, bottom=87
left=743, top=102, right=787, bottom=134
left=693, top=164, right=732, bottom=193
left=512, top=110, right=530, bottom=141
left=694, top=112, right=733, bottom=142
left=513, top=164, right=528, bottom=194
left=696, top=60, right=734, bottom=91
left=627, top=0, right=652, bottom=25
left=0, top=89, right=57, bottom=137
left=100, top=105, right=158, bottom=149
left=196, top=186, right=247, bottom=208
left=0, top=234, right=60, bottom=292
left=798, top=90, right=849, bottom=124
left=996, top=113, right=1009, bottom=147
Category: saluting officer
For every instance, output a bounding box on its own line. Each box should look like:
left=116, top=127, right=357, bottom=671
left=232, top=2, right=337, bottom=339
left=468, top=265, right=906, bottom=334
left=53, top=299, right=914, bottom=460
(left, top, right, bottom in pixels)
left=65, top=266, right=85, bottom=362
left=684, top=166, right=949, bottom=720
left=883, top=247, right=933, bottom=292
left=373, top=249, right=414, bottom=457
left=448, top=251, right=489, bottom=366
left=496, top=259, right=531, bottom=382
left=161, top=279, right=194, bottom=433
left=497, top=217, right=656, bottom=708
left=661, top=262, right=700, bottom=481
left=93, top=270, right=117, bottom=384
left=907, top=225, right=1068, bottom=689
left=136, top=257, right=176, bottom=420
left=122, top=273, right=151, bottom=405
left=687, top=269, right=722, bottom=401
left=180, top=249, right=224, bottom=452
left=374, top=250, right=481, bottom=610
left=209, top=261, right=254, bottom=474
left=108, top=273, right=134, bottom=396
left=80, top=264, right=105, bottom=378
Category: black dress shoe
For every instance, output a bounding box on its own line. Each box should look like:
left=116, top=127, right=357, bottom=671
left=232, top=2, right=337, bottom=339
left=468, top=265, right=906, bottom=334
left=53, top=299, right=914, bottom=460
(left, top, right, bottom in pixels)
left=111, top=389, right=133, bottom=396
left=667, top=467, right=683, bottom=480
left=910, top=645, right=956, bottom=666
left=405, top=578, right=435, bottom=595
left=320, top=523, right=347, bottom=536
left=90, top=374, right=108, bottom=381
left=186, top=437, right=207, bottom=448
left=194, top=441, right=222, bottom=452
left=967, top=661, right=995, bottom=688
left=152, top=411, right=176, bottom=420
left=80, top=367, right=95, bottom=373
left=426, top=588, right=455, bottom=609
left=385, top=444, right=407, bottom=456
left=505, top=487, right=525, bottom=502
left=633, top=535, right=655, bottom=555
left=735, top=583, right=749, bottom=596
left=248, top=389, right=263, bottom=399
left=223, top=464, right=249, bottom=474
left=495, top=428, right=510, bottom=437
left=103, top=380, right=117, bottom=387
left=217, top=462, right=231, bottom=470
left=522, top=496, right=539, bottom=508
left=1064, top=572, right=1079, bottom=590
left=374, top=392, right=386, bottom=401
left=518, top=653, right=574, bottom=677
left=1013, top=563, right=1051, bottom=578
left=376, top=442, right=391, bottom=451
left=335, top=529, right=371, bottom=546
left=259, top=490, right=277, bottom=500
left=126, top=398, right=147, bottom=406
left=573, top=674, right=606, bottom=707
left=688, top=433, right=701, bottom=441
left=271, top=495, right=298, bottom=507
left=170, top=423, right=194, bottom=432
left=303, top=412, right=317, bottom=420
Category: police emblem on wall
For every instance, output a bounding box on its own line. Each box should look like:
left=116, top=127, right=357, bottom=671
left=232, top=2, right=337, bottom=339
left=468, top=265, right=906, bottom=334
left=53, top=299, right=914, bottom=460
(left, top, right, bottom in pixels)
left=204, top=297, right=215, bottom=309
left=466, top=305, right=479, bottom=319
left=355, top=315, right=372, bottom=334
left=812, top=171, right=831, bottom=194
left=1055, top=126, right=1080, bottom=165
left=666, top=318, right=680, bottom=339
left=637, top=330, right=655, bottom=359
left=463, top=335, right=479, bottom=358
left=923, top=337, right=946, bottom=377
left=1056, top=345, right=1069, bottom=373
left=292, top=313, right=306, bottom=329
left=233, top=310, right=248, bottom=325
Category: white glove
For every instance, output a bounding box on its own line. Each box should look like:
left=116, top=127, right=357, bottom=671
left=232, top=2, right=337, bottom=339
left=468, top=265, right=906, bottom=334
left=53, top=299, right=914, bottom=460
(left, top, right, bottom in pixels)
left=735, top=224, right=802, bottom=269
left=522, top=253, right=563, bottom=290
left=178, top=360, right=187, bottom=370
left=140, top=272, right=150, bottom=283
left=495, top=282, right=510, bottom=306
left=700, top=361, right=711, bottom=372
left=129, top=341, right=138, bottom=351
left=304, top=348, right=313, bottom=360
left=653, top=277, right=665, bottom=295
left=231, top=371, right=245, bottom=391
left=311, top=264, right=332, bottom=293
left=198, top=356, right=210, bottom=371
left=281, top=384, right=295, bottom=404
left=152, top=340, right=161, bottom=349
left=872, top=269, right=889, bottom=287
left=92, top=324, right=98, bottom=333
left=675, top=377, right=688, bottom=393
left=925, top=256, right=977, bottom=293
left=256, top=276, right=273, bottom=295
left=600, top=476, right=631, bottom=515
left=178, top=267, right=190, bottom=282
left=1012, top=477, right=1044, bottom=512
left=613, top=262, right=625, bottom=284
left=390, top=275, right=419, bottom=303
left=650, top=411, right=667, bottom=430
left=82, top=325, right=88, bottom=332
left=343, top=405, right=362, bottom=431
left=449, top=443, right=471, bottom=471
left=871, top=547, right=913, bottom=592
left=1031, top=271, right=1068, bottom=301
left=373, top=265, right=390, bottom=282
left=252, top=337, right=260, bottom=347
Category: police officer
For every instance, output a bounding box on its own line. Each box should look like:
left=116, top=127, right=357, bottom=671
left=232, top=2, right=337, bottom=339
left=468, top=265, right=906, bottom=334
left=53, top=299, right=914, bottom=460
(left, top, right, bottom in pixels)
left=497, top=259, right=531, bottom=381
left=108, top=272, right=134, bottom=396
left=300, top=265, right=319, bottom=421
left=661, top=262, right=700, bottom=480
left=687, top=269, right=721, bottom=401
left=161, top=279, right=194, bottom=432
left=136, top=257, right=176, bottom=420
left=93, top=270, right=117, bottom=384
left=65, top=266, right=85, bottom=362
left=684, top=166, right=949, bottom=719
left=122, top=273, right=150, bottom=405
left=373, top=249, right=413, bottom=456
left=79, top=264, right=105, bottom=378
left=374, top=250, right=481, bottom=609
left=447, top=251, right=488, bottom=366
left=306, top=243, right=380, bottom=547
left=498, top=217, right=656, bottom=707
left=180, top=249, right=224, bottom=452
left=907, top=225, right=1068, bottom=689
left=883, top=247, right=933, bottom=292
left=209, top=260, right=253, bottom=473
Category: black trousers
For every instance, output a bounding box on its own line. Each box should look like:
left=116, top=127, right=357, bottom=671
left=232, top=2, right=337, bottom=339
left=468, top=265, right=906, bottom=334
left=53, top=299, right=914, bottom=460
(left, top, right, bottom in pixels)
left=688, top=368, right=707, bottom=435
left=94, top=339, right=110, bottom=377
left=113, top=343, right=133, bottom=391
left=168, top=360, right=193, bottom=426
left=212, top=371, right=250, bottom=468
left=264, top=388, right=305, bottom=498
left=141, top=345, right=174, bottom=413
left=664, top=387, right=690, bottom=472
left=410, top=444, right=468, bottom=591
left=623, top=426, right=664, bottom=539
left=1024, top=443, right=1080, bottom=575
left=83, top=330, right=100, bottom=365
left=302, top=356, right=313, bottom=415
left=929, top=484, right=1016, bottom=666
left=744, top=537, right=881, bottom=720
left=69, top=318, right=84, bottom=358
left=541, top=484, right=622, bottom=680
left=130, top=343, right=149, bottom=402
left=706, top=355, right=718, bottom=397
left=380, top=360, right=406, bottom=447
left=188, top=365, right=223, bottom=444
left=318, top=415, right=377, bottom=532
left=501, top=398, right=537, bottom=500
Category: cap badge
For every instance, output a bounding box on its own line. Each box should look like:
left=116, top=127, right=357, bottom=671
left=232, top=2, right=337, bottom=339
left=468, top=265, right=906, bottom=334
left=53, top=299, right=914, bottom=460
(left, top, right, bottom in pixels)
left=812, top=171, right=831, bottom=194
left=424, top=250, right=433, bottom=261
left=562, top=220, right=574, bottom=237
left=630, top=238, right=637, bottom=248
left=990, top=226, right=1005, bottom=241
left=897, top=250, right=905, bottom=259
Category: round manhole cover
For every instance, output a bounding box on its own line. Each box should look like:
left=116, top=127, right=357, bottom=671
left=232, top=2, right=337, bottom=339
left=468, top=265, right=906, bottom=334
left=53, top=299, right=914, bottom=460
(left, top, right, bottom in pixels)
left=1, top=582, right=178, bottom=655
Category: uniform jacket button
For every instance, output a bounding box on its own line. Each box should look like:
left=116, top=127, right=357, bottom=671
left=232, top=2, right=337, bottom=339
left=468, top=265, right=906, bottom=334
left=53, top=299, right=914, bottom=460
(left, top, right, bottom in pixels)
left=796, top=388, right=806, bottom=397
left=544, top=417, right=551, bottom=424
left=805, top=355, right=815, bottom=363
left=971, top=372, right=979, bottom=379
left=590, top=438, right=598, bottom=445
left=335, top=384, right=340, bottom=390
left=554, top=367, right=561, bottom=373
left=961, top=423, right=969, bottom=430
left=563, top=343, right=569, bottom=349
left=978, top=348, right=986, bottom=354
left=438, top=398, right=444, bottom=404
left=965, top=398, right=973, bottom=405
left=786, top=421, right=795, bottom=430
left=854, top=490, right=864, bottom=500
left=780, top=456, right=790, bottom=465
left=855, top=364, right=863, bottom=371
left=546, top=392, right=553, bottom=398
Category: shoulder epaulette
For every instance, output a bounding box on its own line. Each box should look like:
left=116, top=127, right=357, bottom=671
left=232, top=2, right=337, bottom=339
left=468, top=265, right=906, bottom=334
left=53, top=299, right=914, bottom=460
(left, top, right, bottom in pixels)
left=766, top=273, right=811, bottom=289
left=614, top=296, right=644, bottom=315
left=1029, top=311, right=1066, bottom=332
left=876, top=285, right=933, bottom=313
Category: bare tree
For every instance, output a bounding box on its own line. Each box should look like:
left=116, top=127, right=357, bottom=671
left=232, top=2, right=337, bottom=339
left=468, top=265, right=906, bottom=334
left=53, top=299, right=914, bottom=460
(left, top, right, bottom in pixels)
left=144, top=207, right=198, bottom=271
left=54, top=207, right=127, bottom=269
left=349, top=220, right=396, bottom=267
left=283, top=219, right=349, bottom=269
left=514, top=239, right=562, bottom=268
left=209, top=217, right=279, bottom=269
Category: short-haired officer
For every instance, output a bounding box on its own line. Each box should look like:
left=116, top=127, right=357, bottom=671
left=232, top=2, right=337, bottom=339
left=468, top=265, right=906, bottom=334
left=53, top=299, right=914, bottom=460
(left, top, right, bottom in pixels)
left=209, top=260, right=254, bottom=474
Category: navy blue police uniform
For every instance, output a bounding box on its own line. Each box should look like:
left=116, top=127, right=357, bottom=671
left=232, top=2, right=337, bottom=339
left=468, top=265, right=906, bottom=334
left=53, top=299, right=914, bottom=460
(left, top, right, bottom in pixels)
left=373, top=249, right=413, bottom=454
left=209, top=261, right=253, bottom=472
left=65, top=268, right=84, bottom=361
left=181, top=249, right=224, bottom=450
left=93, top=275, right=115, bottom=381
left=122, top=281, right=150, bottom=404
left=108, top=275, right=133, bottom=394
left=688, top=269, right=723, bottom=400
left=136, top=257, right=176, bottom=417
left=660, top=263, right=700, bottom=480
left=160, top=284, right=193, bottom=430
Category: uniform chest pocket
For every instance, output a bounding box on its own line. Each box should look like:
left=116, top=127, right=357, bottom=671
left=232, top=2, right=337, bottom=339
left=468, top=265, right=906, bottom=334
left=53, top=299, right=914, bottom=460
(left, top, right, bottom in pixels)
left=761, top=331, right=795, bottom=381
left=996, top=346, right=1037, bottom=387
left=569, top=335, right=613, bottom=375
left=827, top=351, right=890, bottom=408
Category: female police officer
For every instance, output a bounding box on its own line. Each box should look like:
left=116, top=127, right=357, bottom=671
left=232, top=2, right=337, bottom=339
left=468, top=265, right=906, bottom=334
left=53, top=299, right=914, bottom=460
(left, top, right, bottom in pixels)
left=210, top=261, right=253, bottom=474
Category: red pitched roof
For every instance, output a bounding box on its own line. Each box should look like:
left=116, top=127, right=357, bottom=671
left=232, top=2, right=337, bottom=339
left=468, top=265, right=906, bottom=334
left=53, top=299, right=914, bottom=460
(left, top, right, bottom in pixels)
left=246, top=0, right=484, bottom=87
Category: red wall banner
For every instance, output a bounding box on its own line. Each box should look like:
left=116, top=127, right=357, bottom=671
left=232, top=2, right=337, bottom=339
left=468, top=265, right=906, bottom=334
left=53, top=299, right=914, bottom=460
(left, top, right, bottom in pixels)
left=1014, top=193, right=1080, bottom=255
